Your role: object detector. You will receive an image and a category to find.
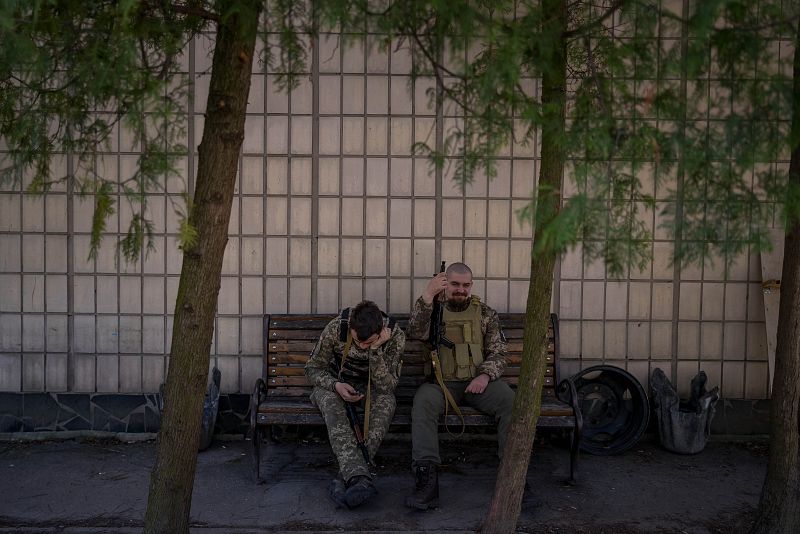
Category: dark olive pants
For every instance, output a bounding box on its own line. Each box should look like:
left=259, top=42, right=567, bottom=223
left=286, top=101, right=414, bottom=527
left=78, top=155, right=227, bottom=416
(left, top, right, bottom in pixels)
left=410, top=380, right=515, bottom=467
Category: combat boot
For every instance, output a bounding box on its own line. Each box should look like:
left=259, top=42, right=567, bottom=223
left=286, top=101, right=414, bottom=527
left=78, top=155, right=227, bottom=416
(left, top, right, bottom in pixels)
left=345, top=475, right=377, bottom=508
left=405, top=463, right=439, bottom=510
left=327, top=477, right=348, bottom=509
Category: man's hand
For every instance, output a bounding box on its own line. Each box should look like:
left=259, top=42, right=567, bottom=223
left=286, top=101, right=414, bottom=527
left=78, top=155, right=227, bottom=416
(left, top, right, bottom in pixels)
left=422, top=272, right=448, bottom=305
left=465, top=373, right=490, bottom=394
left=370, top=326, right=392, bottom=349
left=334, top=382, right=364, bottom=402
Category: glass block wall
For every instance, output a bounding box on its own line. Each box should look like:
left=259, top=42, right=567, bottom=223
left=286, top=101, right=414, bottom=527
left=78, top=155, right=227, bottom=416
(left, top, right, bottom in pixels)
left=0, top=2, right=784, bottom=400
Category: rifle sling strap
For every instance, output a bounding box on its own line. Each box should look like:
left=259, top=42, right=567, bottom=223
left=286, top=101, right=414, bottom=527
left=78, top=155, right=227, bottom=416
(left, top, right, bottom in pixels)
left=430, top=349, right=465, bottom=436
left=338, top=330, right=371, bottom=439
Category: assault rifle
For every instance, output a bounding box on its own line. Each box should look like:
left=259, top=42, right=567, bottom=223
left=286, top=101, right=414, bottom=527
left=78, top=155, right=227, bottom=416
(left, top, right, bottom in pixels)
left=428, top=261, right=463, bottom=434
left=428, top=261, right=455, bottom=353
left=329, top=316, right=374, bottom=470
left=344, top=398, right=373, bottom=468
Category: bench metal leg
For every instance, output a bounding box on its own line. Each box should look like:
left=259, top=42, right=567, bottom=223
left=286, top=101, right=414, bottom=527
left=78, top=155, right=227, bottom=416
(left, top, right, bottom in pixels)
left=568, top=427, right=580, bottom=484
left=252, top=424, right=263, bottom=484
left=557, top=377, right=583, bottom=485
left=250, top=378, right=268, bottom=484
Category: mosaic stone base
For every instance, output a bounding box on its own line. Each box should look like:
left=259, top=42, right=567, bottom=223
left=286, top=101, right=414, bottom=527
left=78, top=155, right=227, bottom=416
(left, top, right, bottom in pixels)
left=0, top=393, right=251, bottom=435
left=0, top=393, right=769, bottom=437
left=710, top=399, right=770, bottom=436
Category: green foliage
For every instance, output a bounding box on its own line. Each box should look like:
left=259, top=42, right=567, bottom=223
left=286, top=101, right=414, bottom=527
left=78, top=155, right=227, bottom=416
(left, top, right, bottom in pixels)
left=88, top=181, right=115, bottom=259
left=662, top=0, right=795, bottom=270
left=176, top=193, right=198, bottom=251
left=261, top=0, right=312, bottom=90
left=0, top=1, right=374, bottom=265
left=0, top=0, right=205, bottom=261
left=347, top=0, right=798, bottom=276
left=120, top=212, right=155, bottom=263
left=3, top=0, right=797, bottom=277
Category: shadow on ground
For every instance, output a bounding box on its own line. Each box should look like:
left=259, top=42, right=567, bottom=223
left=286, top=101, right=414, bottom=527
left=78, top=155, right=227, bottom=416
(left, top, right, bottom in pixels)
left=0, top=434, right=767, bottom=533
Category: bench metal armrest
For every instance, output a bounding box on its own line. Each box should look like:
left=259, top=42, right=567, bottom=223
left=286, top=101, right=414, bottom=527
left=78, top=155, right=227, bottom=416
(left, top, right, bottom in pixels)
left=556, top=377, right=582, bottom=427
left=250, top=378, right=268, bottom=435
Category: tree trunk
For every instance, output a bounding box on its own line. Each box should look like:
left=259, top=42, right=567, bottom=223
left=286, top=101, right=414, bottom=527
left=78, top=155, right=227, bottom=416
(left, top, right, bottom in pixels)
left=748, top=15, right=800, bottom=534
left=143, top=1, right=262, bottom=532
left=482, top=0, right=567, bottom=532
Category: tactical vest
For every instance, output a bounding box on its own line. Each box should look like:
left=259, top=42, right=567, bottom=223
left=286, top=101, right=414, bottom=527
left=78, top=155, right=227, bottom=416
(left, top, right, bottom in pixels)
left=327, top=307, right=395, bottom=392
left=438, top=296, right=484, bottom=380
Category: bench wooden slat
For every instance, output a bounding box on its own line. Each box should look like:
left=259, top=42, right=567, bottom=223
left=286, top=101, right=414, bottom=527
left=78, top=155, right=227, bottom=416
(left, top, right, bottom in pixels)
left=265, top=340, right=431, bottom=353
left=268, top=354, right=314, bottom=365
left=258, top=398, right=574, bottom=416
left=266, top=388, right=313, bottom=397
left=257, top=413, right=582, bottom=426
left=264, top=384, right=559, bottom=398
left=268, top=316, right=414, bottom=330
left=507, top=341, right=555, bottom=353
left=265, top=374, right=553, bottom=389
left=268, top=365, right=553, bottom=378
left=257, top=398, right=575, bottom=426
left=268, top=329, right=328, bottom=340
left=264, top=340, right=554, bottom=354
left=267, top=352, right=553, bottom=366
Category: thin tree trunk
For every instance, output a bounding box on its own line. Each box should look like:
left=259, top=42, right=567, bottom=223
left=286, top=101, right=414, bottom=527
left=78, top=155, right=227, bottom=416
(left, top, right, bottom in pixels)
left=482, top=0, right=567, bottom=532
left=748, top=14, right=800, bottom=534
left=143, top=1, right=262, bottom=532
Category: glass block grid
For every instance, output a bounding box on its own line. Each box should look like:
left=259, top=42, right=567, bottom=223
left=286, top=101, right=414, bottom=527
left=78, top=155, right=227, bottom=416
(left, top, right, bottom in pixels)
left=0, top=5, right=785, bottom=399
left=555, top=1, right=785, bottom=400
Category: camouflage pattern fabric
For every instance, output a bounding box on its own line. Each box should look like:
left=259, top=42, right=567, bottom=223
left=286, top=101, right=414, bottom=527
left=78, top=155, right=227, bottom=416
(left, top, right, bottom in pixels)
left=305, top=314, right=405, bottom=481
left=407, top=296, right=507, bottom=380
left=305, top=317, right=405, bottom=393
left=310, top=387, right=397, bottom=481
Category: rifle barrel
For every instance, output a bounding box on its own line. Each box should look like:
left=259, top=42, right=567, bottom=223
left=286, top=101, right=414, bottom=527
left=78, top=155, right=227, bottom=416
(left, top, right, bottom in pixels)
left=345, top=402, right=371, bottom=465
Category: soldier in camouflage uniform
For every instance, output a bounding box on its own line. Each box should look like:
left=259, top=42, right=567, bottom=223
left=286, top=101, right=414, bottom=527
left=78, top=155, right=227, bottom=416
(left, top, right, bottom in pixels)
left=404, top=262, right=513, bottom=510
left=305, top=300, right=405, bottom=509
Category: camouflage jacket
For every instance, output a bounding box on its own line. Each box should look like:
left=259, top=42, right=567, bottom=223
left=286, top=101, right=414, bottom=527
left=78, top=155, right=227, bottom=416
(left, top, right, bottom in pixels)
left=407, top=296, right=508, bottom=381
left=305, top=315, right=405, bottom=395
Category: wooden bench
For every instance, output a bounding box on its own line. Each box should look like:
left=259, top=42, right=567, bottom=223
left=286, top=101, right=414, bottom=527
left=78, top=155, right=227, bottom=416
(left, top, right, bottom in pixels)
left=250, top=312, right=582, bottom=483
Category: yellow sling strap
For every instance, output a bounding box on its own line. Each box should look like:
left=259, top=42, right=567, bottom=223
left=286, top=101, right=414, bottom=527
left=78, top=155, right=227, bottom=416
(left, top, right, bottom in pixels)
left=430, top=349, right=465, bottom=436
left=338, top=331, right=371, bottom=438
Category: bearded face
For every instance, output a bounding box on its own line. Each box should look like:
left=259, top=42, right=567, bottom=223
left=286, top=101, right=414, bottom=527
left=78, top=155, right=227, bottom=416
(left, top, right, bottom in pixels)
left=445, top=271, right=473, bottom=311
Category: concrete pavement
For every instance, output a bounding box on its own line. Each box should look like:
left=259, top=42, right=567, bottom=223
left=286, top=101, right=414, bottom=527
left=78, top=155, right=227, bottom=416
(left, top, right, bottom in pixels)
left=0, top=434, right=767, bottom=533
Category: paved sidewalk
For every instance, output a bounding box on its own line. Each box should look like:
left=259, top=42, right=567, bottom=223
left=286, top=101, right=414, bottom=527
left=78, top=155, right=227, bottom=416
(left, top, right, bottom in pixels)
left=0, top=435, right=767, bottom=533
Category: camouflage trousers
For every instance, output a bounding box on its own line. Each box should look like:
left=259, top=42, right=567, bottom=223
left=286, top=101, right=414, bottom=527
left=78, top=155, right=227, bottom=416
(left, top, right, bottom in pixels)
left=411, top=380, right=515, bottom=467
left=310, top=386, right=396, bottom=482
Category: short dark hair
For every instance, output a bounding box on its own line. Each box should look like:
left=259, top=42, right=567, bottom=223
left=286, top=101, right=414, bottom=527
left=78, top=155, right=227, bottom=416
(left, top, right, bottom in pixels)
left=349, top=300, right=384, bottom=341
left=446, top=262, right=473, bottom=278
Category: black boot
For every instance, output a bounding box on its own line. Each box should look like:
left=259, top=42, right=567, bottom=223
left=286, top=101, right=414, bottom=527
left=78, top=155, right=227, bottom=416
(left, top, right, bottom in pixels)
left=345, top=475, right=377, bottom=508
left=405, top=463, right=439, bottom=510
left=328, top=477, right=348, bottom=508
